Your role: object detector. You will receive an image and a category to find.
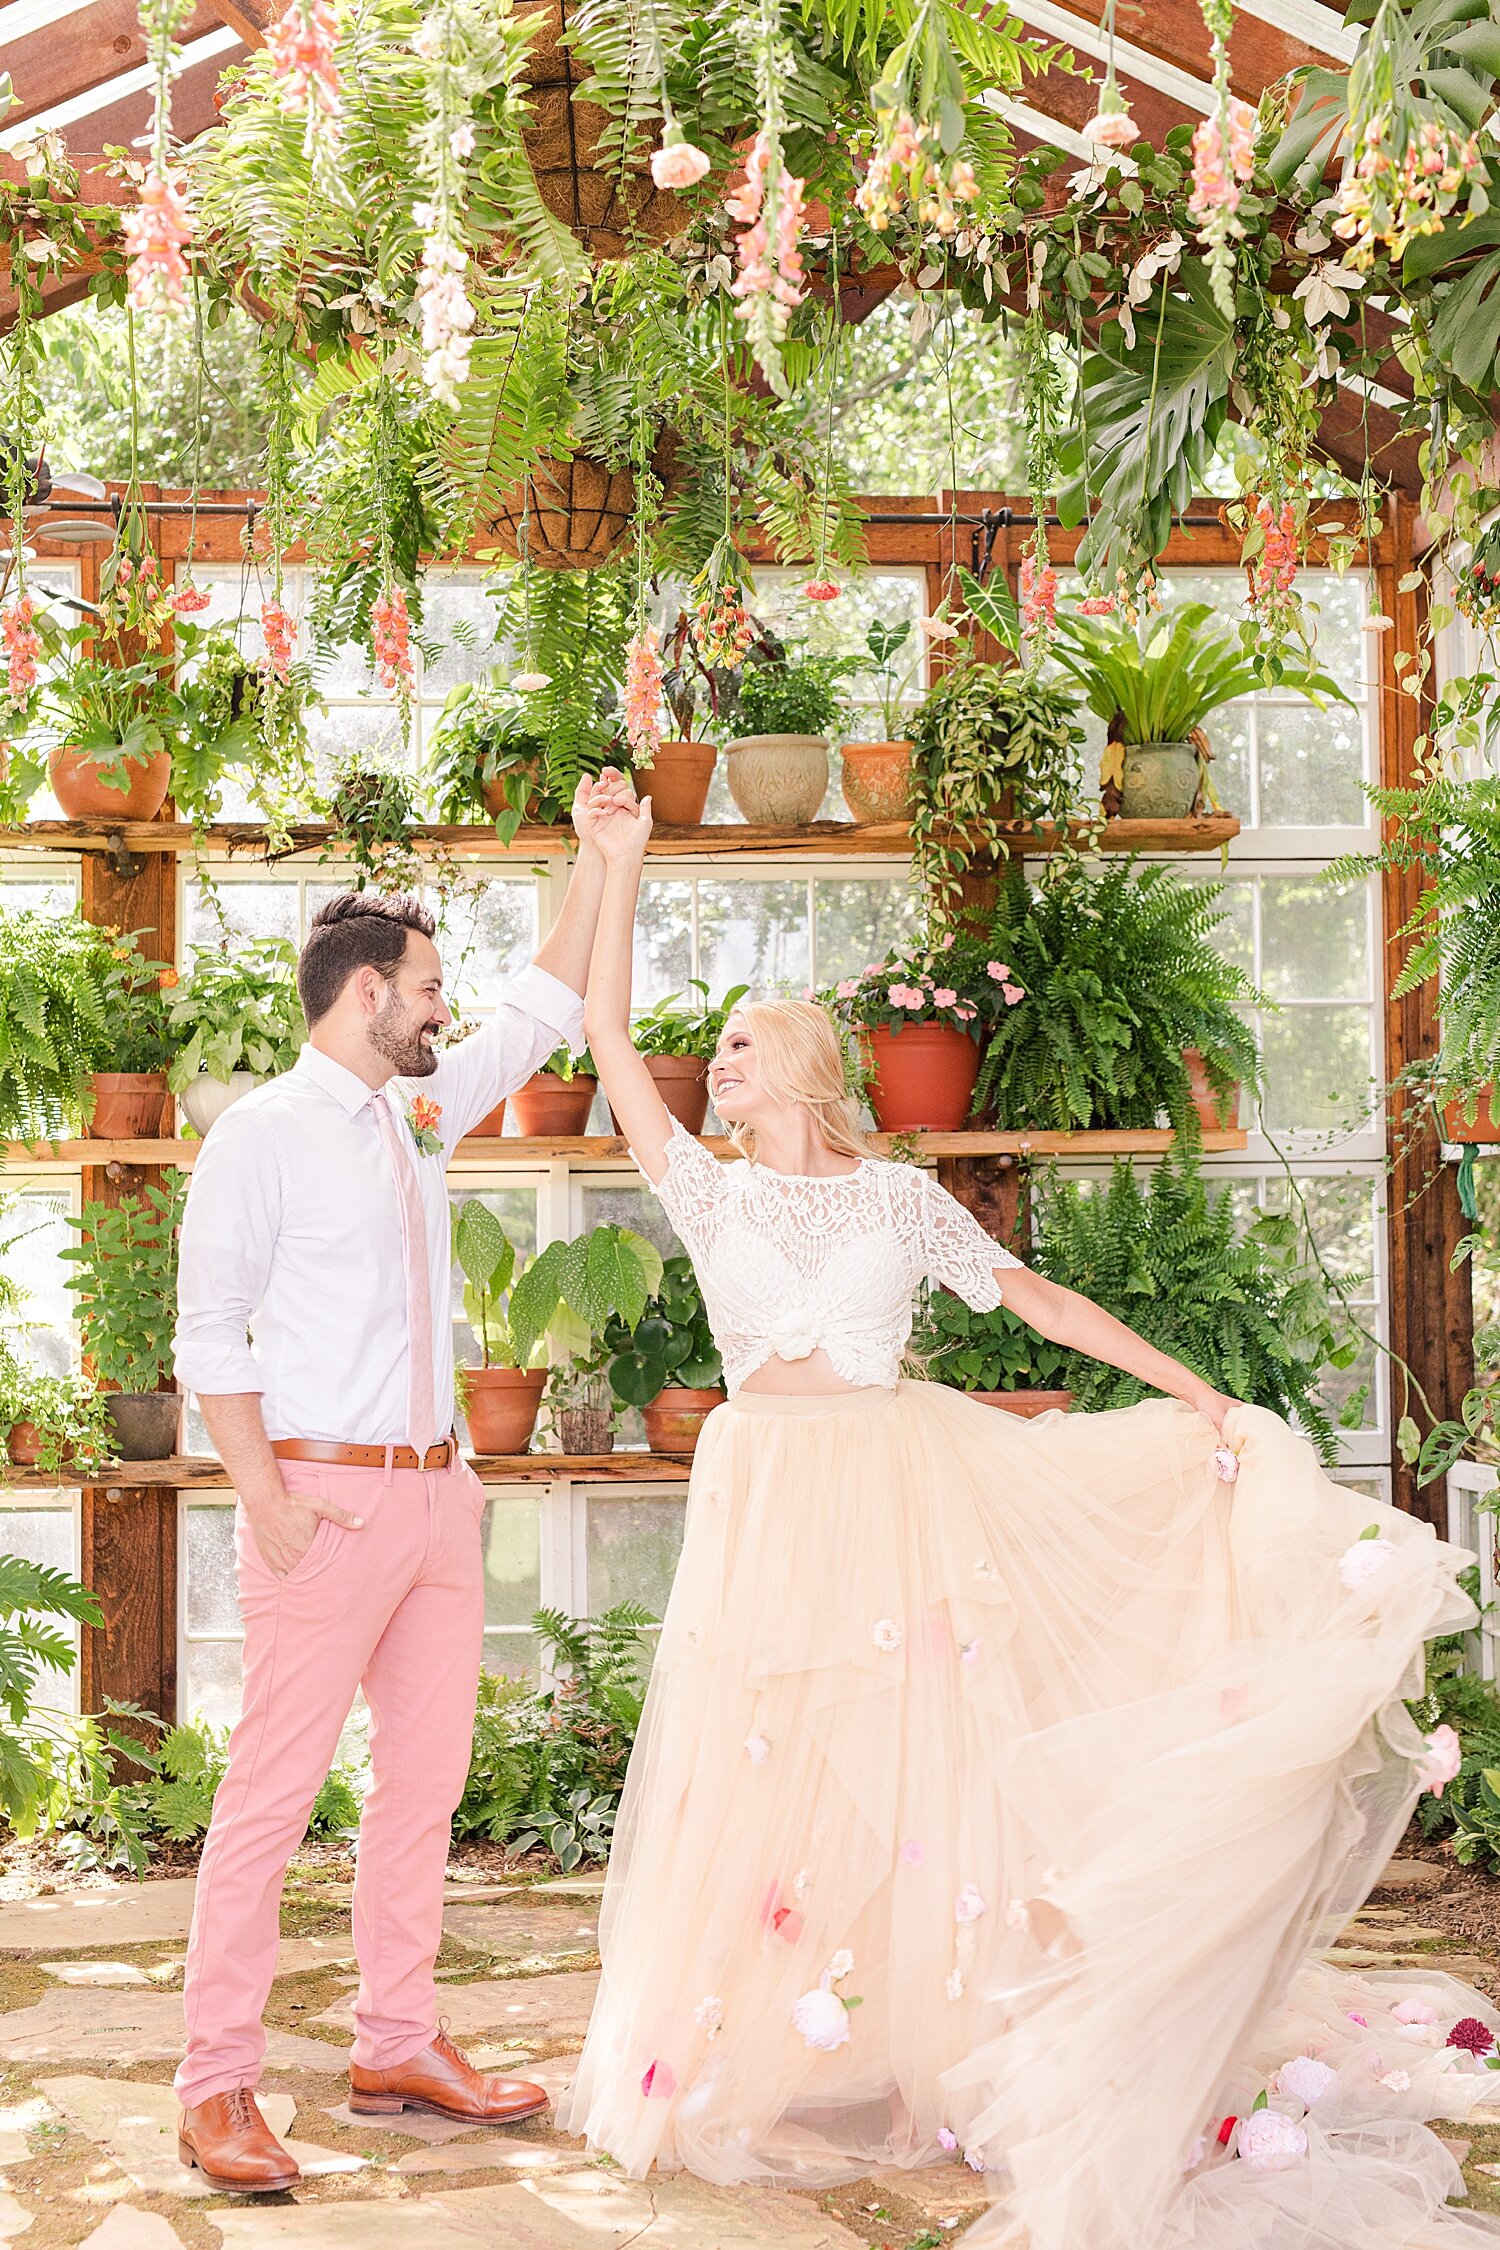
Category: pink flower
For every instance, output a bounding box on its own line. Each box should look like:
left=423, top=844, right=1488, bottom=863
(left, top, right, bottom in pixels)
left=937, top=2126, right=958, bottom=2151
left=802, top=579, right=842, bottom=602
left=744, top=1732, right=770, bottom=1764
left=1, top=594, right=42, bottom=705
left=900, top=1839, right=927, bottom=1866
left=624, top=626, right=664, bottom=763
left=265, top=0, right=342, bottom=138
left=954, top=1885, right=987, bottom=1925
left=919, top=614, right=959, bottom=643
left=169, top=581, right=211, bottom=615
left=1347, top=2012, right=1368, bottom=2027
left=1392, top=1999, right=1439, bottom=2026
left=1236, top=2109, right=1308, bottom=2172
left=1019, top=550, right=1058, bottom=642
left=512, top=670, right=552, bottom=693
left=835, top=978, right=859, bottom=1000
left=1377, top=2067, right=1410, bottom=2089
left=1276, top=2055, right=1337, bottom=2106
left=933, top=987, right=958, bottom=1008
left=1417, top=1723, right=1462, bottom=1798
left=650, top=134, right=711, bottom=190
left=772, top=1905, right=804, bottom=1942
left=371, top=584, right=414, bottom=695
left=726, top=131, right=807, bottom=333
left=260, top=601, right=296, bottom=685
left=1081, top=103, right=1139, bottom=150
left=641, top=2059, right=676, bottom=2097
left=964, top=2145, right=987, bottom=2173
left=1250, top=498, right=1301, bottom=609
left=123, top=166, right=193, bottom=317
left=1001, top=983, right=1025, bottom=1007
left=1212, top=1444, right=1240, bottom=1482
left=1448, top=2015, right=1497, bottom=2057
left=792, top=1986, right=850, bottom=2051
left=953, top=1004, right=977, bottom=1022
left=1077, top=594, right=1116, bottom=616
left=1339, top=1533, right=1396, bottom=1589
left=986, top=962, right=1011, bottom=981
left=1227, top=97, right=1257, bottom=181
left=1189, top=115, right=1240, bottom=223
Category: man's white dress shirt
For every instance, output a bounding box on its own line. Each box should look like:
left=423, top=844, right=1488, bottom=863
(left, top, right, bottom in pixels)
left=173, top=964, right=584, bottom=1445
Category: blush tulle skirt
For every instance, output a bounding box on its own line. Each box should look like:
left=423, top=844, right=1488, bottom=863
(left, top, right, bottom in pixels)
left=554, top=1381, right=1500, bottom=2250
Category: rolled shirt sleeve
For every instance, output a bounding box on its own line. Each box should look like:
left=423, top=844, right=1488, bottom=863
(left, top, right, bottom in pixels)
left=173, top=1100, right=283, bottom=1398
left=434, top=963, right=587, bottom=1142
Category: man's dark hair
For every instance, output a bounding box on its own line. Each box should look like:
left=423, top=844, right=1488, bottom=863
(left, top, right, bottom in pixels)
left=297, top=892, right=437, bottom=1026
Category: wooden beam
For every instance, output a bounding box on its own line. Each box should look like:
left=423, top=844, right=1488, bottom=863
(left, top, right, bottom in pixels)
left=6, top=1452, right=698, bottom=1490
left=2, top=0, right=224, bottom=128
left=207, top=0, right=277, bottom=44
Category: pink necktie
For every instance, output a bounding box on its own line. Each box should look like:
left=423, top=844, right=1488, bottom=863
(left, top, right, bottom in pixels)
left=372, top=1093, right=437, bottom=1454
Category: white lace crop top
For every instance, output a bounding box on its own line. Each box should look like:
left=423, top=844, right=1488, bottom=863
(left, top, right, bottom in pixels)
left=635, top=1120, right=1025, bottom=1394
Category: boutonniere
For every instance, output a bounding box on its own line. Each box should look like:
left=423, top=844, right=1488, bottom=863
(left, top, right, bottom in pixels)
left=405, top=1094, right=443, bottom=1156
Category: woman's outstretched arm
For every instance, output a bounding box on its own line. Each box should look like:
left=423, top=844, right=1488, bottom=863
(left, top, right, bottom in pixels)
left=999, top=1265, right=1237, bottom=1436
left=577, top=773, right=678, bottom=1184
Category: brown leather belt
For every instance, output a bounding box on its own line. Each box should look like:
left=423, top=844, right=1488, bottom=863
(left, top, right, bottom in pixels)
left=271, top=1435, right=460, bottom=1471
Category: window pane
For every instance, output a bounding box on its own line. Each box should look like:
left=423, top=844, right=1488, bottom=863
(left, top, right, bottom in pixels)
left=1198, top=706, right=1251, bottom=824
left=1259, top=1008, right=1374, bottom=1134
left=482, top=1628, right=539, bottom=1684
left=184, top=877, right=300, bottom=950
left=185, top=1503, right=241, bottom=1635
left=5, top=1189, right=74, bottom=1366
left=421, top=573, right=497, bottom=692
left=1260, top=877, right=1369, bottom=1002
left=1257, top=704, right=1367, bottom=828
left=634, top=880, right=693, bottom=1006
left=437, top=880, right=539, bottom=1009
left=579, top=1184, right=684, bottom=1263
left=184, top=1638, right=245, bottom=1732
left=479, top=1490, right=540, bottom=1627
left=696, top=879, right=809, bottom=998
left=587, top=1495, right=685, bottom=1620
left=306, top=702, right=408, bottom=789
left=813, top=875, right=922, bottom=985
left=0, top=1506, right=77, bottom=1711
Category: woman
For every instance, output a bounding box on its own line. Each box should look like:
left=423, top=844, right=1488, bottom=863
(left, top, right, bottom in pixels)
left=557, top=776, right=1500, bottom=2250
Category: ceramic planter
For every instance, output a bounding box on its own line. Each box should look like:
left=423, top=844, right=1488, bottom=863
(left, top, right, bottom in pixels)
left=87, top=1073, right=171, bottom=1138
left=4, top=1422, right=42, bottom=1468
left=642, top=742, right=716, bottom=827
left=1182, top=1048, right=1241, bottom=1133
left=480, top=759, right=544, bottom=823
left=612, top=1056, right=710, bottom=1137
left=469, top=1098, right=507, bottom=1137
left=557, top=1404, right=615, bottom=1455
left=50, top=746, right=173, bottom=823
left=724, top=735, right=829, bottom=826
left=864, top=1023, right=980, bottom=1132
left=964, top=1388, right=1074, bottom=1418
left=1443, top=1086, right=1500, bottom=1143
left=1118, top=742, right=1200, bottom=820
left=643, top=1386, right=727, bottom=1454
left=840, top=740, right=913, bottom=826
left=464, top=1366, right=546, bottom=1454
left=106, top=1391, right=182, bottom=1461
left=510, top=1072, right=597, bottom=1137
left=179, top=1072, right=263, bottom=1137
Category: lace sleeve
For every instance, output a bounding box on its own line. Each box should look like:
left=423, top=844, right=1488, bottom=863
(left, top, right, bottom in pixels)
left=630, top=1118, right=729, bottom=1250
left=921, top=1172, right=1023, bottom=1312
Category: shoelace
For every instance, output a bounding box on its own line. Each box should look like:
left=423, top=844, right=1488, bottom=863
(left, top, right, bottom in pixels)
left=225, top=2086, right=256, bottom=2130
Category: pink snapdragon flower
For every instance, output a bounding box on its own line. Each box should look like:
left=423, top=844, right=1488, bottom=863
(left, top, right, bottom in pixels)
left=371, top=584, right=414, bottom=695
left=624, top=626, right=664, bottom=763
left=260, top=601, right=296, bottom=685
left=2, top=594, right=42, bottom=705
left=123, top=167, right=193, bottom=317
left=265, top=0, right=342, bottom=139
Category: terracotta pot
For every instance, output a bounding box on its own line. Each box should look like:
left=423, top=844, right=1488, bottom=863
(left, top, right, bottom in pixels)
left=1118, top=742, right=1201, bottom=820
left=510, top=1073, right=597, bottom=1137
left=1182, top=1048, right=1241, bottom=1133
left=5, top=1422, right=42, bottom=1468
left=1444, top=1086, right=1500, bottom=1143
left=724, top=735, right=829, bottom=826
left=642, top=741, right=716, bottom=827
left=840, top=740, right=913, bottom=826
left=468, top=1098, right=507, bottom=1137
left=179, top=1072, right=263, bottom=1136
left=50, top=746, right=173, bottom=822
left=557, top=1404, right=615, bottom=1456
left=965, top=1388, right=1075, bottom=1418
left=643, top=1386, right=727, bottom=1455
left=464, top=1366, right=547, bottom=1454
left=612, top=1056, right=710, bottom=1136
left=480, top=760, right=545, bottom=822
left=105, top=1391, right=181, bottom=1461
left=87, top=1072, right=171, bottom=1138
left=864, top=1023, right=980, bottom=1132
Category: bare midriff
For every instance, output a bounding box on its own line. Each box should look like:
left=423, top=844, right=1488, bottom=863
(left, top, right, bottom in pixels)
left=738, top=1348, right=867, bottom=1396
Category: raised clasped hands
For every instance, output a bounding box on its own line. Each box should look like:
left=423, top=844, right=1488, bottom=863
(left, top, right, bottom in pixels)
left=573, top=767, right=653, bottom=862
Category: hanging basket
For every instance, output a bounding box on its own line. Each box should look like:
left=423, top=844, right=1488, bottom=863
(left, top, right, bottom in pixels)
left=515, top=0, right=688, bottom=261
left=488, top=453, right=637, bottom=570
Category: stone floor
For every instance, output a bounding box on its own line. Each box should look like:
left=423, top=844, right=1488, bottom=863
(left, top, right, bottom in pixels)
left=0, top=1851, right=1494, bottom=2247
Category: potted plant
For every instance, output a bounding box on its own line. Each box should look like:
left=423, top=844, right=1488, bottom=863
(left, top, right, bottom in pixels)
left=970, top=860, right=1264, bottom=1141
left=619, top=981, right=749, bottom=1135
left=508, top=1044, right=599, bottom=1137
left=606, top=1256, right=725, bottom=1454
left=86, top=929, right=177, bottom=1139
left=325, top=755, right=421, bottom=889
left=0, top=908, right=112, bottom=1142
left=453, top=1202, right=548, bottom=1454
left=1050, top=602, right=1347, bottom=820
left=823, top=937, right=1001, bottom=1131
left=59, top=1176, right=186, bottom=1461
left=724, top=648, right=854, bottom=826
left=164, top=938, right=306, bottom=1135
left=633, top=612, right=734, bottom=827
left=909, top=660, right=1085, bottom=916
left=544, top=1342, right=620, bottom=1456
left=428, top=676, right=550, bottom=842
left=840, top=619, right=926, bottom=826
left=911, top=1288, right=1073, bottom=1416
left=1, top=1359, right=115, bottom=1474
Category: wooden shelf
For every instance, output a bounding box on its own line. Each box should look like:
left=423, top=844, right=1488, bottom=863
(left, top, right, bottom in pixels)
left=1, top=1451, right=695, bottom=1491
left=5, top=1127, right=1249, bottom=1169
left=0, top=815, right=1241, bottom=863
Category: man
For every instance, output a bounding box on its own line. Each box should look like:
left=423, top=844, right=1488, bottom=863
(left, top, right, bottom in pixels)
left=172, top=784, right=628, bottom=2191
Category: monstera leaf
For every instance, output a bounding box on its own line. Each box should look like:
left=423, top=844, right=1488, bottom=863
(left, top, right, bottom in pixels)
left=1057, top=263, right=1234, bottom=580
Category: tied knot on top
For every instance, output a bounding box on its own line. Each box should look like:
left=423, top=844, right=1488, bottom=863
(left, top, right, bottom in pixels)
left=769, top=1319, right=822, bottom=1363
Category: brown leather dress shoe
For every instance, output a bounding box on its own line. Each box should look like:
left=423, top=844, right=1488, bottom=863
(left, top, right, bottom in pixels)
left=348, top=2027, right=549, bottom=2122
left=178, top=2086, right=301, bottom=2193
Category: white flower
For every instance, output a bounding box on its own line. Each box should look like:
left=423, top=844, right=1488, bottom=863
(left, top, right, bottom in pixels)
left=873, top=1618, right=903, bottom=1653
left=954, top=1885, right=987, bottom=1926
left=919, top=614, right=959, bottom=643
left=945, top=1967, right=965, bottom=2001
left=512, top=670, right=552, bottom=693
left=1361, top=613, right=1395, bottom=634
left=793, top=1987, right=850, bottom=2051
left=1126, top=232, right=1185, bottom=306
left=964, top=2145, right=987, bottom=2173
left=1339, top=1535, right=1397, bottom=1590
left=744, top=1732, right=771, bottom=1764
left=449, top=120, right=475, bottom=160
left=694, top=1994, right=724, bottom=2041
left=828, top=1948, right=855, bottom=1980
left=1236, top=2109, right=1309, bottom=2172
left=1005, top=1899, right=1030, bottom=1930
left=1293, top=261, right=1365, bottom=327
left=1117, top=302, right=1137, bottom=351
left=1276, top=2055, right=1338, bottom=2108
left=1378, top=2068, right=1412, bottom=2091
left=1182, top=2134, right=1208, bottom=2172
left=1212, top=1444, right=1240, bottom=1483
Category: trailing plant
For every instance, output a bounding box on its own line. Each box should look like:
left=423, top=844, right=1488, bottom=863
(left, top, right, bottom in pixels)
left=909, top=1288, right=1068, bottom=1393
left=324, top=754, right=420, bottom=890
left=970, top=860, right=1264, bottom=1140
left=0, top=909, right=109, bottom=1140
left=61, top=1174, right=185, bottom=1394
left=162, top=938, right=306, bottom=1093
left=908, top=659, right=1085, bottom=918
left=426, top=673, right=555, bottom=844
left=605, top=1255, right=723, bottom=1406
left=634, top=979, right=749, bottom=1062
left=1032, top=1156, right=1355, bottom=1461
left=0, top=1361, right=115, bottom=1478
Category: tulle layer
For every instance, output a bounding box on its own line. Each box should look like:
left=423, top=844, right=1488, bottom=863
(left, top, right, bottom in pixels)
left=554, top=1383, right=1498, bottom=2248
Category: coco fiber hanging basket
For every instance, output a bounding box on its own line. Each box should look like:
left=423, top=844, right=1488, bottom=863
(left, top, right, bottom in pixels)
left=487, top=454, right=637, bottom=570
left=516, top=0, right=686, bottom=261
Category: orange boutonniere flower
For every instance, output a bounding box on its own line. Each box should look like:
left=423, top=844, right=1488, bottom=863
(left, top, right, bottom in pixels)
left=406, top=1094, right=443, bottom=1156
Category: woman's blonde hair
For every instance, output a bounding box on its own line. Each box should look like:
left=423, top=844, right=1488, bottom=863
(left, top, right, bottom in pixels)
left=719, top=998, right=872, bottom=1162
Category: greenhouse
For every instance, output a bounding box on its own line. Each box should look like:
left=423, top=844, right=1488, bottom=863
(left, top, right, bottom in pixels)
left=0, top=0, right=1497, bottom=2238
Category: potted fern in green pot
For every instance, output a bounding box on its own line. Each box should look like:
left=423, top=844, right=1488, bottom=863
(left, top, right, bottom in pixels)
left=1051, top=602, right=1346, bottom=820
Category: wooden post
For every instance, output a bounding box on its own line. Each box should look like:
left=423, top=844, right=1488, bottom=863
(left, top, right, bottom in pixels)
left=1377, top=499, right=1474, bottom=1522
left=73, top=502, right=181, bottom=1723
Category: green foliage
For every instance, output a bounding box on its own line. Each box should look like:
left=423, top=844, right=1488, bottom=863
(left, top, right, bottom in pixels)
left=163, top=940, right=307, bottom=1093
left=427, top=676, right=548, bottom=839
left=1034, top=1157, right=1351, bottom=1460
left=1409, top=1623, right=1500, bottom=1868
left=971, top=860, right=1264, bottom=1139
left=61, top=1175, right=185, bottom=1394
left=92, top=931, right=175, bottom=1076
left=606, top=1255, right=723, bottom=1406
left=484, top=570, right=633, bottom=816
left=1361, top=777, right=1500, bottom=1108
left=633, top=979, right=748, bottom=1061
left=453, top=1200, right=523, bottom=1369
left=0, top=1362, right=114, bottom=1479
left=324, top=756, right=420, bottom=889
left=730, top=649, right=855, bottom=739
left=1050, top=602, right=1348, bottom=746
left=0, top=1555, right=100, bottom=1838
left=909, top=1289, right=1067, bottom=1393
left=908, top=660, right=1085, bottom=917
left=0, top=909, right=110, bottom=1139
left=452, top=1207, right=662, bottom=1371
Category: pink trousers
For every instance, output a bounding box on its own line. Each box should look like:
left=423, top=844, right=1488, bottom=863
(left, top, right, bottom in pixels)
left=176, top=1455, right=486, bottom=2106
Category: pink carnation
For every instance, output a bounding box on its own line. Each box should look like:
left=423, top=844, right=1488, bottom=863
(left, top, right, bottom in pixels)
left=1081, top=103, right=1139, bottom=150
left=1077, top=594, right=1116, bottom=616
left=1448, top=2016, right=1497, bottom=2058
left=1417, top=1723, right=1462, bottom=1798
left=650, top=135, right=711, bottom=190
left=169, top=581, right=211, bottom=615
left=802, top=579, right=842, bottom=602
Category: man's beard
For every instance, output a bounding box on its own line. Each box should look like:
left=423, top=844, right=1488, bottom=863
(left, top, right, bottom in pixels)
left=369, top=991, right=439, bottom=1077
